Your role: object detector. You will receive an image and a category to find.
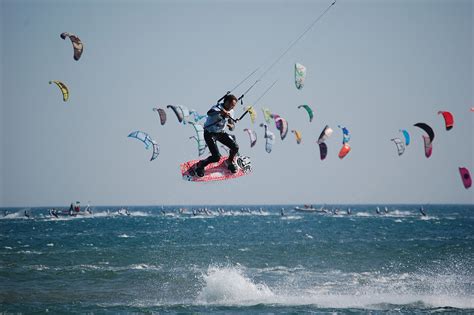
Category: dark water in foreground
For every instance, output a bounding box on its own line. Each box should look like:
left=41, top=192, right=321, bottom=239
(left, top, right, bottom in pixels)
left=1, top=204, right=473, bottom=314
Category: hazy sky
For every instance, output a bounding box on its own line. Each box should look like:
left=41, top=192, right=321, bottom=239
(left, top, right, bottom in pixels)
left=1, top=0, right=472, bottom=207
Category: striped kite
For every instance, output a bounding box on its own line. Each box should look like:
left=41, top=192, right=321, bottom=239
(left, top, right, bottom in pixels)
left=391, top=138, right=405, bottom=156
left=189, top=122, right=206, bottom=156
left=49, top=80, right=69, bottom=102
left=128, top=131, right=159, bottom=161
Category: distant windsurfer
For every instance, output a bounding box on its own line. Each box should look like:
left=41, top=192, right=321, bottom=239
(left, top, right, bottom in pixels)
left=419, top=206, right=426, bottom=216
left=85, top=204, right=92, bottom=215
left=50, top=209, right=59, bottom=218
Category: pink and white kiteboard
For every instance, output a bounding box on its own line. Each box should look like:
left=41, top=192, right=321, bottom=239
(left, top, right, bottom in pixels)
left=180, top=155, right=252, bottom=182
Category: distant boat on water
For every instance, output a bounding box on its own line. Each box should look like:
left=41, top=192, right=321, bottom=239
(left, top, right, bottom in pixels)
left=49, top=201, right=92, bottom=218
left=294, top=205, right=327, bottom=213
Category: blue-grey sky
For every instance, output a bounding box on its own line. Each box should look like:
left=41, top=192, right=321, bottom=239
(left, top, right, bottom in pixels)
left=1, top=0, right=472, bottom=207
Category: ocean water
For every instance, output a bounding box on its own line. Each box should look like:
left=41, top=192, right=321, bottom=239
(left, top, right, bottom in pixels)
left=0, top=204, right=473, bottom=314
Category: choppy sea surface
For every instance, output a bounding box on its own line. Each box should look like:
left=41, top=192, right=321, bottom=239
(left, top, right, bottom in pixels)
left=0, top=204, right=473, bottom=314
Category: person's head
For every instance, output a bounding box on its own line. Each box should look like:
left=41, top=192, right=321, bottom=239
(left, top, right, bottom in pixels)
left=223, top=94, right=238, bottom=110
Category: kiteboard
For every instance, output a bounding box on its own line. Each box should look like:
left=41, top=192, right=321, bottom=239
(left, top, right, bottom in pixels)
left=181, top=155, right=252, bottom=182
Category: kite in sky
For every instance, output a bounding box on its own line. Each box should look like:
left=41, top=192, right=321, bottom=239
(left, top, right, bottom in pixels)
left=291, top=130, right=302, bottom=144
left=262, top=108, right=272, bottom=123
left=153, top=108, right=167, bottom=125
left=295, top=63, right=306, bottom=90
left=60, top=32, right=83, bottom=61
left=167, top=105, right=190, bottom=124
left=414, top=122, right=435, bottom=158
left=260, top=123, right=275, bottom=153
left=244, top=128, right=257, bottom=148
left=297, top=105, right=314, bottom=122
left=391, top=138, right=405, bottom=156
left=244, top=106, right=257, bottom=124
left=274, top=116, right=288, bottom=140
left=189, top=122, right=206, bottom=156
left=399, top=129, right=410, bottom=146
left=438, top=111, right=454, bottom=130
left=317, top=125, right=333, bottom=160
left=337, top=125, right=351, bottom=159
left=459, top=167, right=472, bottom=189
left=128, top=131, right=159, bottom=161
left=49, top=80, right=69, bottom=102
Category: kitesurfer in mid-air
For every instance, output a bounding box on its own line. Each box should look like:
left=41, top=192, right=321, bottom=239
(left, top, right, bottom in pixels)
left=194, top=94, right=239, bottom=177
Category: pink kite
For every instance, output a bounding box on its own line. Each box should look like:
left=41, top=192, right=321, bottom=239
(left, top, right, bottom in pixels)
left=459, top=167, right=472, bottom=189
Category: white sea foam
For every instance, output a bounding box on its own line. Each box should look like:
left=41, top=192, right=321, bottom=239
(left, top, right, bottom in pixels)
left=0, top=210, right=31, bottom=219
left=281, top=215, right=302, bottom=220
left=129, top=264, right=161, bottom=271
left=355, top=212, right=373, bottom=217
left=355, top=210, right=420, bottom=218
left=196, top=266, right=274, bottom=305
left=420, top=215, right=437, bottom=220
left=29, top=264, right=50, bottom=271
left=41, top=210, right=152, bottom=221
left=127, top=211, right=150, bottom=217
left=73, top=263, right=162, bottom=272
left=17, top=250, right=43, bottom=255
left=194, top=265, right=474, bottom=309
left=385, top=210, right=413, bottom=217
